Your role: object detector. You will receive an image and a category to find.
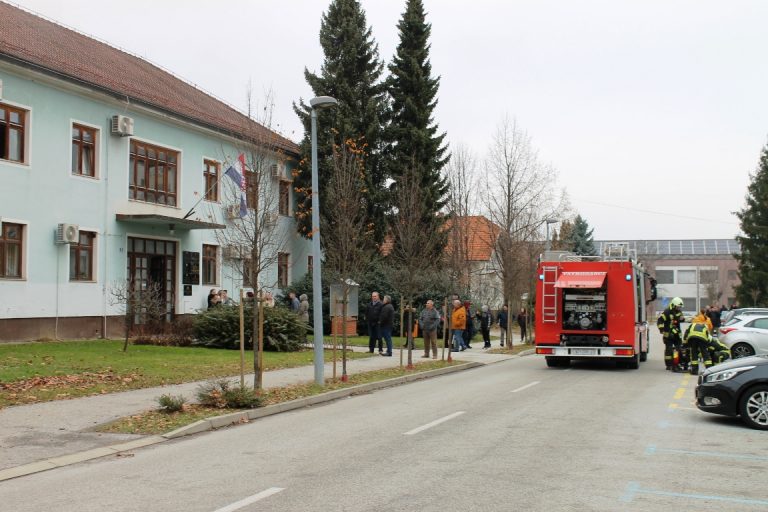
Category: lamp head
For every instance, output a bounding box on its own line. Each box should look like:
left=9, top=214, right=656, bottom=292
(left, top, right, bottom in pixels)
left=310, top=96, right=338, bottom=110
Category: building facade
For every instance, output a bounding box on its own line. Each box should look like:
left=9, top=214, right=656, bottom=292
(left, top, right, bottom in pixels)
left=0, top=4, right=310, bottom=341
left=595, top=239, right=740, bottom=316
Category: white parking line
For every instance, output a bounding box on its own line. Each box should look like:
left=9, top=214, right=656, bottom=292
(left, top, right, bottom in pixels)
left=511, top=381, right=540, bottom=393
left=404, top=411, right=466, bottom=436
left=213, top=487, right=285, bottom=512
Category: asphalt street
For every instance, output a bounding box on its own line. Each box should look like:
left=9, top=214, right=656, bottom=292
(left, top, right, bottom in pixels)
left=0, top=339, right=765, bottom=512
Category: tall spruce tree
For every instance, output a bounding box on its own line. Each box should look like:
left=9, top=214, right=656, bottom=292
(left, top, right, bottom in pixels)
left=293, top=0, right=388, bottom=243
left=735, top=144, right=768, bottom=306
left=567, top=215, right=597, bottom=256
left=386, top=0, right=449, bottom=237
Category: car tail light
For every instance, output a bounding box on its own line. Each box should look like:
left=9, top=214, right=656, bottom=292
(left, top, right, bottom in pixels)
left=537, top=347, right=554, bottom=354
left=719, top=327, right=738, bottom=335
left=615, top=349, right=634, bottom=356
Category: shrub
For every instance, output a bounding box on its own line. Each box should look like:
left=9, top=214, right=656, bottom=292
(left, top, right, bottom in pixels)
left=133, top=316, right=196, bottom=347
left=157, top=394, right=187, bottom=413
left=192, top=305, right=305, bottom=351
left=195, top=379, right=261, bottom=409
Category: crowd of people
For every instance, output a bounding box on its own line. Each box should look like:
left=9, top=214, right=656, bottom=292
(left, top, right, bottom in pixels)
left=365, top=291, right=529, bottom=357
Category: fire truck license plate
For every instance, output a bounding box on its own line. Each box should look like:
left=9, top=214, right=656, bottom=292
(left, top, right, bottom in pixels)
left=571, top=348, right=595, bottom=356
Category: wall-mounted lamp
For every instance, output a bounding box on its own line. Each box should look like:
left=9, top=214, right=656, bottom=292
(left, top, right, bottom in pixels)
left=169, top=223, right=175, bottom=235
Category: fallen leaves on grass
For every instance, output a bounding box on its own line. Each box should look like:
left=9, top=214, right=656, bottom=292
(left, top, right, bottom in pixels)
left=0, top=371, right=143, bottom=405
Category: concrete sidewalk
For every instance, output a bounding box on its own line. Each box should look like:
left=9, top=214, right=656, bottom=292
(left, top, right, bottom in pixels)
left=0, top=345, right=531, bottom=480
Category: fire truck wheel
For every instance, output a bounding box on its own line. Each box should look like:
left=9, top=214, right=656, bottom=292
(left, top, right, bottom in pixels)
left=621, top=353, right=640, bottom=370
left=546, top=357, right=570, bottom=368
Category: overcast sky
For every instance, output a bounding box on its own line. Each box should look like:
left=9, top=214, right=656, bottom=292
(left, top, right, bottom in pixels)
left=11, top=0, right=768, bottom=240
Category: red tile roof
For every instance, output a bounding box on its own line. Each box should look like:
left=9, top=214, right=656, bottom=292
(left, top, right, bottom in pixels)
left=444, top=216, right=500, bottom=261
left=0, top=2, right=299, bottom=155
left=380, top=215, right=500, bottom=261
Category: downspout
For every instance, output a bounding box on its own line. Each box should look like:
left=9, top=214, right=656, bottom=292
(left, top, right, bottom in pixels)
left=54, top=245, right=60, bottom=340
left=101, top=126, right=110, bottom=338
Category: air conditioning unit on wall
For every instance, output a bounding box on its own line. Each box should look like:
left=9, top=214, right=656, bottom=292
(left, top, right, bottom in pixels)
left=110, top=115, right=134, bottom=137
left=226, top=204, right=241, bottom=220
left=264, top=212, right=278, bottom=227
left=222, top=245, right=243, bottom=260
left=56, top=223, right=79, bottom=244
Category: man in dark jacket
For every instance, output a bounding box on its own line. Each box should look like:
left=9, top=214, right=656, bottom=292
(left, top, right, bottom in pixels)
left=497, top=305, right=509, bottom=347
left=420, top=300, right=441, bottom=358
left=367, top=292, right=384, bottom=354
left=379, top=295, right=395, bottom=356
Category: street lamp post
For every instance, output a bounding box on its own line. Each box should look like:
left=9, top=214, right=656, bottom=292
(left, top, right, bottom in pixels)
left=544, top=218, right=559, bottom=252
left=309, top=96, right=338, bottom=385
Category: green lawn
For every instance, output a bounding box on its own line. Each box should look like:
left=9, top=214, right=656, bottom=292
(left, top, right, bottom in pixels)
left=0, top=340, right=371, bottom=407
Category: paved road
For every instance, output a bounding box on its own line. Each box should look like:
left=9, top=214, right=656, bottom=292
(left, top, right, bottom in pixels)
left=1, top=339, right=765, bottom=511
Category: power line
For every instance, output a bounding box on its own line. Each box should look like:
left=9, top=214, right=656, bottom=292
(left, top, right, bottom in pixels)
left=574, top=198, right=740, bottom=226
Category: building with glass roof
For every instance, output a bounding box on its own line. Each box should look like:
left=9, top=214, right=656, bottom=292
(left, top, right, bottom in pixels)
left=595, top=239, right=741, bottom=315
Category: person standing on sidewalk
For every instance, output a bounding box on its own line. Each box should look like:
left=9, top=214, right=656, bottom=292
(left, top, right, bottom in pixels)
left=289, top=291, right=300, bottom=313
left=366, top=291, right=384, bottom=353
left=518, top=307, right=528, bottom=343
left=451, top=300, right=467, bottom=351
left=497, top=305, right=509, bottom=347
left=379, top=295, right=395, bottom=356
left=462, top=300, right=475, bottom=349
left=420, top=300, right=440, bottom=358
left=479, top=305, right=493, bottom=348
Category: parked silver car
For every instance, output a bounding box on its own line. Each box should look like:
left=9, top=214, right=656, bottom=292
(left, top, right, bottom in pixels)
left=720, top=315, right=768, bottom=358
left=720, top=308, right=768, bottom=326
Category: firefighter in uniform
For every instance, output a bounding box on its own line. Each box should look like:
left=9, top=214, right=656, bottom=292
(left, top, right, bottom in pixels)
left=657, top=297, right=685, bottom=371
left=707, top=336, right=731, bottom=365
left=683, top=320, right=713, bottom=375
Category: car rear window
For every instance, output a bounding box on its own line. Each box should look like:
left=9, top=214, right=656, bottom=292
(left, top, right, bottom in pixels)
left=724, top=317, right=742, bottom=326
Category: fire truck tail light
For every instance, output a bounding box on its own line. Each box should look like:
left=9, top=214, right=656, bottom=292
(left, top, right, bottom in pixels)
left=615, top=349, right=634, bottom=356
left=537, top=348, right=554, bottom=355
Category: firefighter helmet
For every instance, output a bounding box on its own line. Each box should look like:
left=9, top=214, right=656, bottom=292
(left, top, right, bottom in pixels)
left=670, top=297, right=684, bottom=309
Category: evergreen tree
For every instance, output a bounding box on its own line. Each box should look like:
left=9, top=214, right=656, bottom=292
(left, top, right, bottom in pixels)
left=386, top=0, right=449, bottom=235
left=293, top=0, right=388, bottom=243
left=567, top=215, right=597, bottom=256
left=552, top=220, right=574, bottom=251
left=735, top=144, right=768, bottom=306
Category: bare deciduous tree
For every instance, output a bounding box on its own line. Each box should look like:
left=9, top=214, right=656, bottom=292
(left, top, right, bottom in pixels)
left=108, top=280, right=165, bottom=352
left=322, top=136, right=376, bottom=379
left=388, top=163, right=447, bottom=366
left=205, top=88, right=292, bottom=389
left=443, top=143, right=478, bottom=296
left=484, top=116, right=563, bottom=347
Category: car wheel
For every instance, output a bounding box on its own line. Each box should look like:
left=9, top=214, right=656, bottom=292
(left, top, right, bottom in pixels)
left=731, top=343, right=755, bottom=359
left=739, top=385, right=768, bottom=430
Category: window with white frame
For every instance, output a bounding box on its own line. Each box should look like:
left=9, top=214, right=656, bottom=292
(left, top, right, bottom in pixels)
left=71, top=124, right=97, bottom=177
left=0, top=222, right=23, bottom=278
left=677, top=270, right=696, bottom=284
left=69, top=231, right=95, bottom=281
left=0, top=103, right=26, bottom=163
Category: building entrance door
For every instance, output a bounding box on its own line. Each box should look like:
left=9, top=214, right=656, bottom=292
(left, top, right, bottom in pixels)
left=127, top=237, right=176, bottom=323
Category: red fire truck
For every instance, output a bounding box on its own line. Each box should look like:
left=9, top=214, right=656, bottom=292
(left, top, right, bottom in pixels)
left=534, top=244, right=656, bottom=369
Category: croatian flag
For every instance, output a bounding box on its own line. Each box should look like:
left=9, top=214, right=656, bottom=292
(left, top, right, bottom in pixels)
left=224, top=153, right=248, bottom=218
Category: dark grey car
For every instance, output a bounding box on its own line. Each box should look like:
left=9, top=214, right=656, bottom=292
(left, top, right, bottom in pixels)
left=696, top=355, right=768, bottom=430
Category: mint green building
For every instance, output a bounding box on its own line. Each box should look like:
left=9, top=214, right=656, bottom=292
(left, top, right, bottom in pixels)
left=0, top=3, right=311, bottom=341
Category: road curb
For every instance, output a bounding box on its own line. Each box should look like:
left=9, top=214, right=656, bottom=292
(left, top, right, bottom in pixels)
left=0, top=360, right=485, bottom=482
left=163, top=361, right=483, bottom=439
